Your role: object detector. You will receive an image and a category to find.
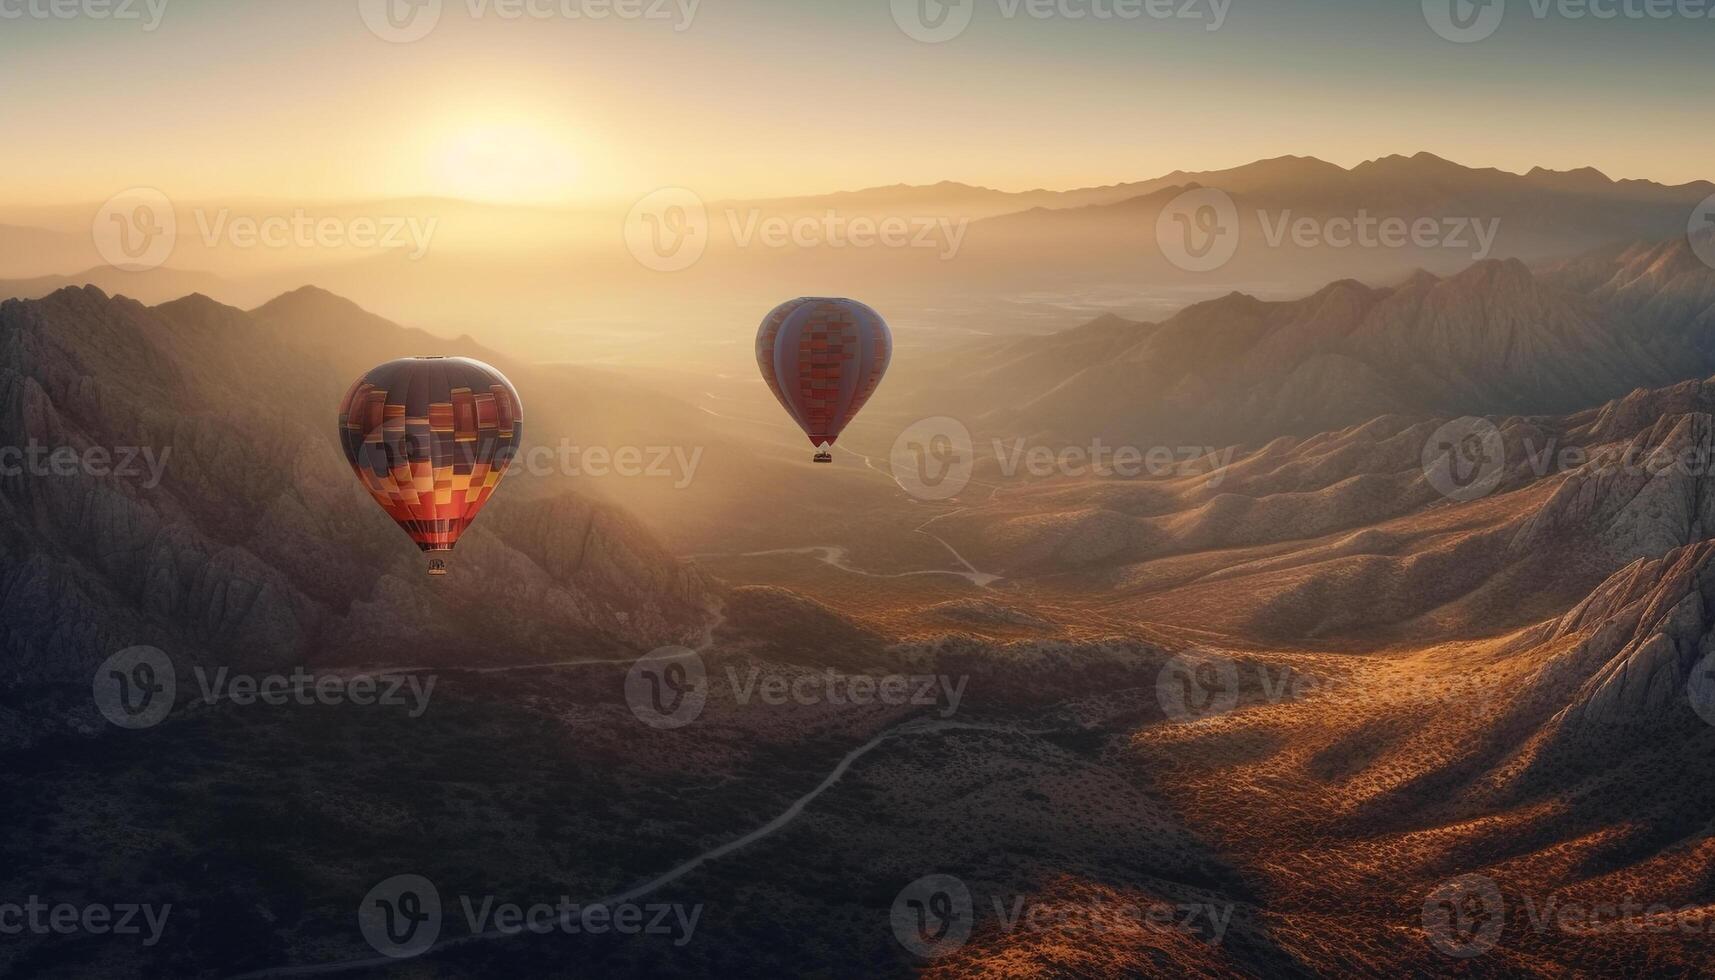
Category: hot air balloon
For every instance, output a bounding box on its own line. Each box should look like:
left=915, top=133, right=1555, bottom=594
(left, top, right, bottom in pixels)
left=755, top=297, right=892, bottom=463
left=337, top=357, right=524, bottom=576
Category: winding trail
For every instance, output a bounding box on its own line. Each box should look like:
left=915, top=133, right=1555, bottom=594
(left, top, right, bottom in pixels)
left=911, top=508, right=1001, bottom=587
left=691, top=544, right=1000, bottom=588
left=694, top=394, right=1010, bottom=585
left=231, top=718, right=1044, bottom=978
left=327, top=607, right=726, bottom=684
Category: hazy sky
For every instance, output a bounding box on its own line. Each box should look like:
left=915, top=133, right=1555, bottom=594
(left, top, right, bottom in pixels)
left=3, top=0, right=1709, bottom=205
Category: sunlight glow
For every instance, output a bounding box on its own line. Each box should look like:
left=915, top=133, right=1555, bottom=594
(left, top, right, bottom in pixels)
left=426, top=117, right=583, bottom=205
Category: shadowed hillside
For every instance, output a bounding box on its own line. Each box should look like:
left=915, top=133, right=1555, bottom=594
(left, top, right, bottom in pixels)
left=0, top=286, right=713, bottom=714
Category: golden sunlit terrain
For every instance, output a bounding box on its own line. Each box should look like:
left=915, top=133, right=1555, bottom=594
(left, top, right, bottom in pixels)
left=5, top=2, right=1715, bottom=978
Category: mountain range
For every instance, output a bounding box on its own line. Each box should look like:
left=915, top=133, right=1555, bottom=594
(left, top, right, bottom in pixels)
left=8, top=185, right=1715, bottom=975
left=5, top=152, right=1712, bottom=339
left=893, top=228, right=1715, bottom=448
left=0, top=285, right=720, bottom=746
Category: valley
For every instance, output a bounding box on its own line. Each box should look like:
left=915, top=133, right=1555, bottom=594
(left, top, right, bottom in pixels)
left=4, top=157, right=1715, bottom=978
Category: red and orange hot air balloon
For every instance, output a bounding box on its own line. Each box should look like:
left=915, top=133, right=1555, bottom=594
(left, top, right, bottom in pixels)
left=756, top=297, right=892, bottom=462
left=337, top=357, right=524, bottom=576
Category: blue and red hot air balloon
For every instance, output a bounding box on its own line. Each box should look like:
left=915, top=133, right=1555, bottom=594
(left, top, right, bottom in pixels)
left=755, top=298, right=892, bottom=462
left=338, top=357, right=524, bottom=576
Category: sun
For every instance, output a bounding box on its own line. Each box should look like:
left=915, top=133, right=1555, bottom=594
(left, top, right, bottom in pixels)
left=426, top=116, right=583, bottom=205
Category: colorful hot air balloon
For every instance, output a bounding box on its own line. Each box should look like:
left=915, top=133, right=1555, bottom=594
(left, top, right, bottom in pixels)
left=337, top=357, right=524, bottom=576
left=755, top=297, right=892, bottom=463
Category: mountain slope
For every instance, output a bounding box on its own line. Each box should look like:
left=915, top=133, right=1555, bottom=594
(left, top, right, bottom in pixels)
left=909, top=258, right=1686, bottom=448
left=912, top=368, right=1715, bottom=650
left=1544, top=229, right=1715, bottom=362
left=0, top=286, right=713, bottom=697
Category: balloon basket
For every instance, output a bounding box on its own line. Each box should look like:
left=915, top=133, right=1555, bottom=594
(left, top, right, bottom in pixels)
left=427, top=557, right=449, bottom=576
left=812, top=451, right=833, bottom=463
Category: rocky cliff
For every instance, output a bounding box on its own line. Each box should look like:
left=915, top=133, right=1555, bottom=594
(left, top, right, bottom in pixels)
left=1534, top=541, right=1715, bottom=732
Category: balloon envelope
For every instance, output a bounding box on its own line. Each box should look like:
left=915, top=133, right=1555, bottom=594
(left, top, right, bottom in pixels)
left=755, top=298, right=892, bottom=457
left=337, top=357, right=524, bottom=574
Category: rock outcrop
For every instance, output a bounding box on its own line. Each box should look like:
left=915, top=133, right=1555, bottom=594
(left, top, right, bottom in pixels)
left=1532, top=541, right=1715, bottom=735
left=1510, top=411, right=1715, bottom=565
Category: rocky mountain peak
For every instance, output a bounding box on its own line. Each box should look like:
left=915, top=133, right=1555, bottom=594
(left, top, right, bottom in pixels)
left=251, top=284, right=376, bottom=323
left=1510, top=410, right=1715, bottom=564
left=1525, top=165, right=1615, bottom=190
left=1539, top=541, right=1715, bottom=733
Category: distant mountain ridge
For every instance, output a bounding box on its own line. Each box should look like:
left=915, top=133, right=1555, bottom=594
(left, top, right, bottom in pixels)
left=3, top=153, right=1708, bottom=338
left=900, top=232, right=1715, bottom=448
left=945, top=154, right=1712, bottom=295
left=716, top=152, right=1714, bottom=220
left=0, top=265, right=241, bottom=307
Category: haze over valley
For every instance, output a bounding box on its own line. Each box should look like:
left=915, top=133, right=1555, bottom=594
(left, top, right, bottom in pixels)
left=6, top=2, right=1715, bottom=976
